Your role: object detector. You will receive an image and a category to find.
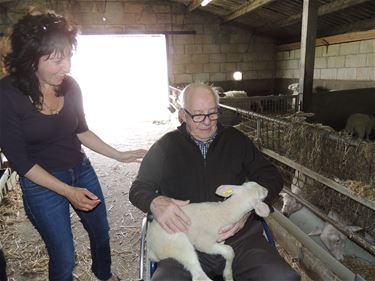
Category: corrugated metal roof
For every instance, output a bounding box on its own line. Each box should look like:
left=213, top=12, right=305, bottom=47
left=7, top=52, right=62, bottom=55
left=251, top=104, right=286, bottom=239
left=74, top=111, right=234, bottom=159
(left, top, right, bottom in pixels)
left=0, top=0, right=374, bottom=43
left=173, top=0, right=375, bottom=43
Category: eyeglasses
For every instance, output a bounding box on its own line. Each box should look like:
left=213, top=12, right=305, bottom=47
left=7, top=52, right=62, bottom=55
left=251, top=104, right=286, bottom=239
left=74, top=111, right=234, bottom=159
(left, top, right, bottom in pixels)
left=184, top=109, right=219, bottom=123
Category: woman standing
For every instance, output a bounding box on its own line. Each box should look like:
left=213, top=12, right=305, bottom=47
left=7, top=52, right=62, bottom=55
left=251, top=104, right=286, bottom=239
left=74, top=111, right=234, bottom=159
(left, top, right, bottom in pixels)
left=0, top=12, right=146, bottom=280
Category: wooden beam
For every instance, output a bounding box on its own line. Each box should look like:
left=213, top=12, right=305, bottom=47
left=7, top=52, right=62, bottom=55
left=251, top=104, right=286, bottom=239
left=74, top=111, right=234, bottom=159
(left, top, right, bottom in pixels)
left=81, top=30, right=197, bottom=35
left=261, top=0, right=371, bottom=32
left=299, top=0, right=318, bottom=113
left=276, top=29, right=375, bottom=51
left=188, top=0, right=202, bottom=12
left=320, top=18, right=375, bottom=37
left=223, top=0, right=276, bottom=23
left=318, top=0, right=370, bottom=15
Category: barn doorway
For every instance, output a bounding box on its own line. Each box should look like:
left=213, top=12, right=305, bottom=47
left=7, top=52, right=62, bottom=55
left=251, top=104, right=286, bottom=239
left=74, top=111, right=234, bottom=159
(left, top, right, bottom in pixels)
left=71, top=34, right=170, bottom=142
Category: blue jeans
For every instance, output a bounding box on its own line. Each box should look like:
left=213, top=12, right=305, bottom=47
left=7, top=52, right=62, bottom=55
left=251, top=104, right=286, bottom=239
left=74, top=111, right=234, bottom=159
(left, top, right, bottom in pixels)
left=20, top=158, right=112, bottom=281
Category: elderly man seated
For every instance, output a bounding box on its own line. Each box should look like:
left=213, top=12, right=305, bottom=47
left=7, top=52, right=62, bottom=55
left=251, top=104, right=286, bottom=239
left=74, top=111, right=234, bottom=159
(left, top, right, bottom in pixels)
left=130, top=82, right=300, bottom=281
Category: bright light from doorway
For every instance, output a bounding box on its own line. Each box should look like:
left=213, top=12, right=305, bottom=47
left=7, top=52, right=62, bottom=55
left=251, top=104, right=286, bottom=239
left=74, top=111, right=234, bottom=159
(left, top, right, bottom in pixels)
left=71, top=34, right=169, bottom=136
left=201, top=0, right=213, bottom=7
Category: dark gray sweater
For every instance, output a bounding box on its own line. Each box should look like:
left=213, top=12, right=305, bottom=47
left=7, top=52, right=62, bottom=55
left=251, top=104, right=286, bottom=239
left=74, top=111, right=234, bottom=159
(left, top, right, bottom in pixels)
left=129, top=123, right=283, bottom=214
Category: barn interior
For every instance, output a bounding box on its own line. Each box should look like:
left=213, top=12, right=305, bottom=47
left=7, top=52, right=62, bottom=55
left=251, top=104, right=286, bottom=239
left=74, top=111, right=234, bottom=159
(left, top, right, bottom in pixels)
left=1, top=0, right=375, bottom=280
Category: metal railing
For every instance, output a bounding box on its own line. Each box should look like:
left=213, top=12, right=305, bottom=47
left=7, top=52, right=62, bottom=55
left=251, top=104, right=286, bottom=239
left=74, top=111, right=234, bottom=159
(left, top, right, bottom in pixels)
left=221, top=105, right=374, bottom=280
left=0, top=151, right=18, bottom=205
left=222, top=104, right=374, bottom=184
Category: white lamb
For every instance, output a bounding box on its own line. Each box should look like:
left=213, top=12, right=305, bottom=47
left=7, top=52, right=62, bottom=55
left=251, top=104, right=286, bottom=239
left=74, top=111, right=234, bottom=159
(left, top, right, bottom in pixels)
left=287, top=83, right=299, bottom=110
left=287, top=83, right=299, bottom=96
left=147, top=182, right=270, bottom=281
left=280, top=170, right=313, bottom=217
left=223, top=90, right=247, bottom=97
left=344, top=113, right=375, bottom=141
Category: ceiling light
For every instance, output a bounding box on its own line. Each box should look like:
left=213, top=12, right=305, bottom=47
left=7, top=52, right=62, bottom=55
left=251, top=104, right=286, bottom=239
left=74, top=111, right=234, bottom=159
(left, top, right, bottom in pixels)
left=233, top=71, right=242, bottom=81
left=201, top=0, right=213, bottom=7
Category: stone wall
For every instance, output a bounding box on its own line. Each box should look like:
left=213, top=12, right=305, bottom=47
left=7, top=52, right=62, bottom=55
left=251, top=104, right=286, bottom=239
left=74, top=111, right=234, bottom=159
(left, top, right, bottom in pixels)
left=275, top=39, right=375, bottom=93
left=1, top=1, right=373, bottom=93
left=0, top=0, right=276, bottom=87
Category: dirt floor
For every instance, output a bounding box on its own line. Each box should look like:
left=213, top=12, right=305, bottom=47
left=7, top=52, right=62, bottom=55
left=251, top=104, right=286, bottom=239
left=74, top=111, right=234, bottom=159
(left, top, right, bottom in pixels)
left=0, top=119, right=312, bottom=281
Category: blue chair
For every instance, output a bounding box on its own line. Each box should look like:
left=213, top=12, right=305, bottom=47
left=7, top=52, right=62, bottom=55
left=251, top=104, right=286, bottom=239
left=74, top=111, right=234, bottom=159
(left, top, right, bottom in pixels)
left=138, top=214, right=276, bottom=281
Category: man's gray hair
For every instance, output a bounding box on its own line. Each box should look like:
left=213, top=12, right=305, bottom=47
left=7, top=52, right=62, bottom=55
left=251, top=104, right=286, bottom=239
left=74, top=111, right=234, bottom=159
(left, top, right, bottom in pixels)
left=180, top=82, right=219, bottom=109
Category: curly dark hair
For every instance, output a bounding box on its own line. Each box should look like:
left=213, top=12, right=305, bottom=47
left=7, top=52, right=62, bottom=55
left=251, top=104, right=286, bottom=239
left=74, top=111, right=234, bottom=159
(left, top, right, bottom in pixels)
left=4, top=13, right=78, bottom=110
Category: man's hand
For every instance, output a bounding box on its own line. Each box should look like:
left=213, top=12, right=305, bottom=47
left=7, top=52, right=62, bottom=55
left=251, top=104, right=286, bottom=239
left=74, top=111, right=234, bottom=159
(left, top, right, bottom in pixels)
left=150, top=196, right=191, bottom=234
left=64, top=186, right=101, bottom=211
left=217, top=212, right=252, bottom=242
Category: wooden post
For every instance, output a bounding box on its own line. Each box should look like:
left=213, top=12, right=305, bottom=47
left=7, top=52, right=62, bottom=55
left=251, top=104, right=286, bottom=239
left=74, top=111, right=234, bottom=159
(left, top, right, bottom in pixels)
left=299, top=0, right=318, bottom=112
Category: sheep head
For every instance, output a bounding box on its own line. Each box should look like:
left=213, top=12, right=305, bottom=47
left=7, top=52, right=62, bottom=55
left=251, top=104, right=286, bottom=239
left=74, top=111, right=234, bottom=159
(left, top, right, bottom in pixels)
left=288, top=83, right=299, bottom=91
left=216, top=182, right=270, bottom=217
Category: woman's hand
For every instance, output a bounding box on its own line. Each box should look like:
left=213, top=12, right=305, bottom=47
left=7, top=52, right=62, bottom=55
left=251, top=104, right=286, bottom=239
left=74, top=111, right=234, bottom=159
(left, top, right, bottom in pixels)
left=150, top=195, right=191, bottom=234
left=217, top=212, right=252, bottom=242
left=116, top=149, right=148, bottom=163
left=64, top=185, right=101, bottom=211
left=77, top=130, right=147, bottom=162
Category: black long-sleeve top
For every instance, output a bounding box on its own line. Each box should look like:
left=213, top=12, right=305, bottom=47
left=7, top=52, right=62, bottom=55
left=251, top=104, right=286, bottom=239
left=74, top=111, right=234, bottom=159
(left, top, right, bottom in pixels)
left=0, top=75, right=88, bottom=176
left=129, top=122, right=283, bottom=214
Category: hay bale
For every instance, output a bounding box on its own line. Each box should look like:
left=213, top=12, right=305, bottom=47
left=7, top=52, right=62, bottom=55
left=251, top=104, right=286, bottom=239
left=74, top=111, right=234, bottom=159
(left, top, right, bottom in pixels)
left=236, top=114, right=375, bottom=238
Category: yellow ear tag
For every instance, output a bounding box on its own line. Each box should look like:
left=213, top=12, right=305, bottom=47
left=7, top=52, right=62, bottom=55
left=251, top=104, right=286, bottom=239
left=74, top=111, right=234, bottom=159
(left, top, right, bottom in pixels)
left=223, top=188, right=233, bottom=196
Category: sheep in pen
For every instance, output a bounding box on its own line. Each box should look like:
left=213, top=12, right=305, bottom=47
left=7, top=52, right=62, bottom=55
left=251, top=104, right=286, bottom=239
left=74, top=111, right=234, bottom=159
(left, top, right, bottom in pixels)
left=229, top=106, right=375, bottom=281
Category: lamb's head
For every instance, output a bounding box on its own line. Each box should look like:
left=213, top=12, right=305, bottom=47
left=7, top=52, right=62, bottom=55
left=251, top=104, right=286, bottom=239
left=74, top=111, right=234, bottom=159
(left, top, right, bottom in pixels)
left=280, top=193, right=302, bottom=217
left=288, top=83, right=299, bottom=91
left=216, top=182, right=270, bottom=217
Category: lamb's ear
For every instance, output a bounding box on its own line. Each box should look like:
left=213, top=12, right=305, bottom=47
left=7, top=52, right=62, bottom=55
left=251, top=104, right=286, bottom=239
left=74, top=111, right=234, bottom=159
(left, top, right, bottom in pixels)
left=346, top=226, right=362, bottom=232
left=250, top=199, right=270, bottom=217
left=216, top=185, right=236, bottom=198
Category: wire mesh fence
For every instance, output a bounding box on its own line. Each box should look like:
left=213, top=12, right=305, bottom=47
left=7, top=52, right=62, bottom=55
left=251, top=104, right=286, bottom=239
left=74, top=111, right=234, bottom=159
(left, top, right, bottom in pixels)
left=222, top=104, right=375, bottom=240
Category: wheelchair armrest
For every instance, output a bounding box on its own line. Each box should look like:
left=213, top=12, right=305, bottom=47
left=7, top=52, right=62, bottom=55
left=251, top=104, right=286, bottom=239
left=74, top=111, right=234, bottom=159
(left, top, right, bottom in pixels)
left=139, top=216, right=148, bottom=281
left=139, top=214, right=154, bottom=281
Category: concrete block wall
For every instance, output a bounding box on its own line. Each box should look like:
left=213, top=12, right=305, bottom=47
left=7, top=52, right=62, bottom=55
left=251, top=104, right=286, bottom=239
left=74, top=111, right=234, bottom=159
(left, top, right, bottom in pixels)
left=167, top=28, right=275, bottom=85
left=276, top=39, right=375, bottom=84
left=0, top=0, right=277, bottom=87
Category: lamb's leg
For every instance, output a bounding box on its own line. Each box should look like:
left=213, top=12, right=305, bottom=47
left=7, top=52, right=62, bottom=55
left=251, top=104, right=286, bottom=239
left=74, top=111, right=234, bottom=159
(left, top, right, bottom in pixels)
left=204, top=243, right=235, bottom=281
left=365, top=124, right=372, bottom=141
left=173, top=240, right=212, bottom=281
left=357, top=126, right=365, bottom=140
left=150, top=234, right=212, bottom=281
